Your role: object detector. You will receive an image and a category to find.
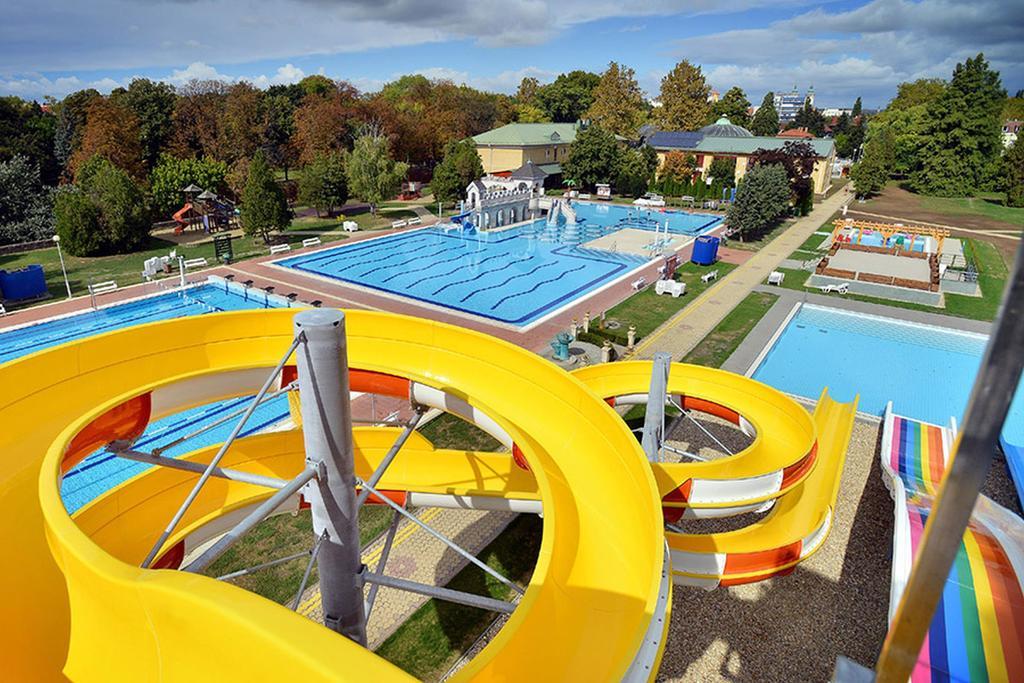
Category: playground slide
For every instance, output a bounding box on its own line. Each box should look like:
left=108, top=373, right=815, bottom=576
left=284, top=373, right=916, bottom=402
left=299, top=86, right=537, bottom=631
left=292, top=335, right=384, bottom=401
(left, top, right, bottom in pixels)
left=881, top=404, right=1024, bottom=683
left=172, top=202, right=192, bottom=226
left=0, top=310, right=668, bottom=681
left=998, top=435, right=1024, bottom=512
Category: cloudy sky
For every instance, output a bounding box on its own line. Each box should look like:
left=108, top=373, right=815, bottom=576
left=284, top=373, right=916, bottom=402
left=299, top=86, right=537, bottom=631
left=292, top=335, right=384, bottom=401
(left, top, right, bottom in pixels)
left=2, top=0, right=1022, bottom=107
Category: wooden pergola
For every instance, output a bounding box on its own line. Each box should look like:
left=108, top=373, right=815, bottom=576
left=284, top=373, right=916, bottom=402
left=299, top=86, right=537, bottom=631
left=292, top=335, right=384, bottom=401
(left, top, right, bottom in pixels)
left=832, top=218, right=950, bottom=254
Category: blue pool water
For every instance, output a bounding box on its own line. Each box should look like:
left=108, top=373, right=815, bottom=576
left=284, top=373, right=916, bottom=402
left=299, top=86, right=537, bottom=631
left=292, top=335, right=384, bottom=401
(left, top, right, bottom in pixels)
left=572, top=202, right=722, bottom=236
left=849, top=232, right=927, bottom=252
left=752, top=305, right=1024, bottom=445
left=0, top=282, right=288, bottom=365
left=277, top=211, right=719, bottom=326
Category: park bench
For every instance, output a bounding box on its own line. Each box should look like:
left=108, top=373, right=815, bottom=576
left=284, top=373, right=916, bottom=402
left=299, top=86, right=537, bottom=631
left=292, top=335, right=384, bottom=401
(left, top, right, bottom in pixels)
left=301, top=237, right=322, bottom=248
left=391, top=219, right=407, bottom=229
left=701, top=270, right=719, bottom=284
left=406, top=216, right=422, bottom=225
left=182, top=257, right=208, bottom=271
left=268, top=244, right=291, bottom=255
left=87, top=280, right=118, bottom=309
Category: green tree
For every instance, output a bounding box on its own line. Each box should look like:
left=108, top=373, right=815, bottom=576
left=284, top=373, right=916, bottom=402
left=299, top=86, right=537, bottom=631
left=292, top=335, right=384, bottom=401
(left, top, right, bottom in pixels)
left=712, top=87, right=751, bottom=127
left=346, top=131, right=409, bottom=213
left=850, top=154, right=889, bottom=198
left=563, top=125, right=622, bottom=191
left=658, top=151, right=696, bottom=184
left=514, top=103, right=550, bottom=123
left=113, top=78, right=177, bottom=170
left=890, top=79, right=946, bottom=110
left=727, top=164, right=790, bottom=240
left=54, top=155, right=150, bottom=255
left=430, top=138, right=484, bottom=204
left=149, top=154, right=228, bottom=216
left=851, top=97, right=863, bottom=119
left=615, top=148, right=652, bottom=198
left=299, top=152, right=348, bottom=216
left=1002, top=97, right=1024, bottom=121
left=586, top=62, right=647, bottom=138
left=53, top=89, right=100, bottom=176
left=535, top=70, right=600, bottom=122
left=749, top=141, right=818, bottom=212
left=298, top=75, right=336, bottom=97
left=0, top=97, right=59, bottom=185
left=910, top=54, right=1006, bottom=196
left=0, top=155, right=54, bottom=245
left=516, top=77, right=540, bottom=105
left=707, top=156, right=737, bottom=187
left=750, top=93, right=780, bottom=136
left=655, top=60, right=711, bottom=131
left=240, top=151, right=289, bottom=243
left=790, top=100, right=825, bottom=136
left=1005, top=141, right=1024, bottom=208
left=262, top=94, right=298, bottom=179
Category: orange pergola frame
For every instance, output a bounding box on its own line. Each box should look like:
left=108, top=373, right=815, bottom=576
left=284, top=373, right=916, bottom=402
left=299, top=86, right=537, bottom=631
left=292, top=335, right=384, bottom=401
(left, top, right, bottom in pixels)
left=832, top=218, right=949, bottom=255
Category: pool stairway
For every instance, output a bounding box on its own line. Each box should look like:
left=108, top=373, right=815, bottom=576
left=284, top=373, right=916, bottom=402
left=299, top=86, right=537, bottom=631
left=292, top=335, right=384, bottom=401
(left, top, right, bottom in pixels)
left=880, top=403, right=1024, bottom=683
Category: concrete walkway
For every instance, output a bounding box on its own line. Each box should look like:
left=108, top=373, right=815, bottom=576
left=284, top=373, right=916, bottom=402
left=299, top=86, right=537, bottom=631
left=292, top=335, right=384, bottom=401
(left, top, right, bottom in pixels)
left=628, top=188, right=853, bottom=360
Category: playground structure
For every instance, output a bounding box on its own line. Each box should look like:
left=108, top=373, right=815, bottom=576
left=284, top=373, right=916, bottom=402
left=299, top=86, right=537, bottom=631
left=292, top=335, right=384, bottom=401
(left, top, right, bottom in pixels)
left=173, top=184, right=238, bottom=235
left=818, top=218, right=946, bottom=292
left=831, top=218, right=949, bottom=255
left=1, top=308, right=860, bottom=681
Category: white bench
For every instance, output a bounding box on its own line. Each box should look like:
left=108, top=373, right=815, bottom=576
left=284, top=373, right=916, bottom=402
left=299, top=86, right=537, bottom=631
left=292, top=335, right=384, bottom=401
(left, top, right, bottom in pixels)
left=701, top=270, right=719, bottom=284
left=655, top=280, right=686, bottom=298
left=182, top=257, right=208, bottom=271
left=269, top=244, right=291, bottom=255
left=406, top=216, right=422, bottom=225
left=631, top=276, right=647, bottom=291
left=578, top=193, right=592, bottom=200
left=88, top=280, right=118, bottom=296
left=819, top=282, right=849, bottom=294
left=342, top=221, right=359, bottom=232
left=391, top=220, right=407, bottom=229
left=767, top=271, right=785, bottom=286
left=302, top=237, right=322, bottom=248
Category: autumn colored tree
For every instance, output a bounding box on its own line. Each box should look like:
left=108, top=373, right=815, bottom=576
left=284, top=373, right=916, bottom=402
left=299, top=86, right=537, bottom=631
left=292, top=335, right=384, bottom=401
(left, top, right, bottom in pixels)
left=71, top=97, right=146, bottom=181
left=169, top=80, right=229, bottom=160
left=516, top=77, right=540, bottom=105
left=292, top=92, right=356, bottom=165
left=112, top=78, right=177, bottom=170
left=658, top=151, right=696, bottom=183
left=222, top=81, right=265, bottom=163
left=655, top=60, right=712, bottom=131
left=53, top=89, right=100, bottom=175
left=586, top=62, right=647, bottom=138
left=749, top=141, right=818, bottom=214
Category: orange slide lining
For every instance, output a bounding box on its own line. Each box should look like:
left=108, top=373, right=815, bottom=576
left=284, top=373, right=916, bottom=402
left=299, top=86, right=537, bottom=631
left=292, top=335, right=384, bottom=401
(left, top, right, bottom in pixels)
left=62, top=393, right=152, bottom=473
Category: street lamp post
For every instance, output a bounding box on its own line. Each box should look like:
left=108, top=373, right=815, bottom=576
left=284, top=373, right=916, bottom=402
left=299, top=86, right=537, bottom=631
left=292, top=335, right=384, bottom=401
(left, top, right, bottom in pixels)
left=52, top=234, right=72, bottom=299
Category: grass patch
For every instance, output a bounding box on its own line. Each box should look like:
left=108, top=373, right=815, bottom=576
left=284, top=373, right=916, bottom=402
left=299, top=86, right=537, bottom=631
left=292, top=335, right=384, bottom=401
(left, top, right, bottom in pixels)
left=593, top=261, right=737, bottom=345
left=375, top=514, right=543, bottom=680
left=918, top=194, right=1024, bottom=227
left=726, top=219, right=795, bottom=252
left=203, top=507, right=392, bottom=605
left=682, top=292, right=779, bottom=368
left=419, top=413, right=503, bottom=452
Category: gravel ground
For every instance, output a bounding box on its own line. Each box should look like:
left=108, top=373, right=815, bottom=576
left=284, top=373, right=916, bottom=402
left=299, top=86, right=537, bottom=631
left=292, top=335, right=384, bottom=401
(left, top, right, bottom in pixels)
left=657, top=419, right=891, bottom=682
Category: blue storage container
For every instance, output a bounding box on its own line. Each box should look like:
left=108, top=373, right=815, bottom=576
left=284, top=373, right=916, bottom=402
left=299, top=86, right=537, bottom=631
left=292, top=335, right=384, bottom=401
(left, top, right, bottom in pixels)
left=691, top=235, right=720, bottom=266
left=0, top=264, right=48, bottom=302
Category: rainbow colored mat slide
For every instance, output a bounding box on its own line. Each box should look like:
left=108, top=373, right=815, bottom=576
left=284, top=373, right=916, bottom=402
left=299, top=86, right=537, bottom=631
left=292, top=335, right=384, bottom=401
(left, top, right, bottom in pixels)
left=881, top=403, right=1024, bottom=683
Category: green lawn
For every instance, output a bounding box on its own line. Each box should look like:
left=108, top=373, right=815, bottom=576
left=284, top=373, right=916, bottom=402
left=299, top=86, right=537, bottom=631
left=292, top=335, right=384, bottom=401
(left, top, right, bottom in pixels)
left=918, top=194, right=1024, bottom=227
left=375, top=514, right=543, bottom=680
left=419, top=413, right=503, bottom=452
left=0, top=230, right=348, bottom=305
left=585, top=261, right=737, bottom=346
left=727, top=218, right=796, bottom=252
left=682, top=292, right=779, bottom=368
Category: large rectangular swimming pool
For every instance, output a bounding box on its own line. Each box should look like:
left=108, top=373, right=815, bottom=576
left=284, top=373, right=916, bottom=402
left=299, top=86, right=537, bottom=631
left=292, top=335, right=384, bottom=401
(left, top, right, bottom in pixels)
left=751, top=304, right=1024, bottom=445
left=276, top=210, right=721, bottom=327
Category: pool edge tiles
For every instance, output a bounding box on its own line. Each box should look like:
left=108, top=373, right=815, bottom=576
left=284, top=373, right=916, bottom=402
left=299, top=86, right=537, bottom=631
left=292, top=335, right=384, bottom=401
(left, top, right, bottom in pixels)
left=271, top=221, right=714, bottom=330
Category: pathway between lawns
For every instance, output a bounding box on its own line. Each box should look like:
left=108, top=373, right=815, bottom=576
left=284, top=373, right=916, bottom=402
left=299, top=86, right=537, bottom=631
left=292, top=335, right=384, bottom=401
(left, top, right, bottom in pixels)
left=628, top=187, right=852, bottom=361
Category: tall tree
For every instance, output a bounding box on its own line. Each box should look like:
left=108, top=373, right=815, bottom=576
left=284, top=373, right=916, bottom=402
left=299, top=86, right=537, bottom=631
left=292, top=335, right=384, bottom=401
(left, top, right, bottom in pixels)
left=711, top=87, right=751, bottom=127
left=750, top=92, right=780, bottom=136
left=222, top=81, right=265, bottom=163
left=655, top=60, right=712, bottom=131
left=149, top=154, right=228, bottom=216
left=55, top=155, right=150, bottom=255
left=516, top=77, right=540, bottom=105
left=563, top=125, right=621, bottom=190
left=911, top=54, right=1005, bottom=196
left=298, top=152, right=348, bottom=216
left=790, top=101, right=825, bottom=136
left=0, top=155, right=54, bottom=245
left=586, top=62, right=647, bottom=138
left=708, top=156, right=737, bottom=186
left=850, top=153, right=889, bottom=198
left=514, top=104, right=549, bottom=123
left=0, top=97, right=58, bottom=186
left=851, top=97, right=863, bottom=119
left=1004, top=141, right=1024, bottom=208
left=169, top=80, right=229, bottom=160
left=240, top=151, right=289, bottom=242
left=345, top=130, right=408, bottom=213
left=292, top=92, right=356, bottom=165
left=71, top=98, right=146, bottom=181
left=536, top=70, right=600, bottom=123
left=749, top=141, right=817, bottom=213
left=890, top=80, right=946, bottom=110
left=430, top=138, right=484, bottom=204
left=658, top=151, right=696, bottom=183
left=298, top=75, right=336, bottom=98
left=615, top=147, right=652, bottom=198
left=53, top=89, right=100, bottom=176
left=113, top=78, right=176, bottom=170
left=262, top=94, right=298, bottom=178
left=726, top=164, right=790, bottom=240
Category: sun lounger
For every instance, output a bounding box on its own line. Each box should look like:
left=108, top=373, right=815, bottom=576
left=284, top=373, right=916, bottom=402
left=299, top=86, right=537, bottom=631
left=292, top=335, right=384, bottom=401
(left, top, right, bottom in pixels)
left=701, top=270, right=719, bottom=284
left=818, top=283, right=849, bottom=294
left=631, top=276, right=647, bottom=291
left=342, top=221, right=359, bottom=232
left=268, top=244, right=291, bottom=255
left=655, top=280, right=686, bottom=298
left=301, top=237, right=322, bottom=248
left=767, top=271, right=785, bottom=286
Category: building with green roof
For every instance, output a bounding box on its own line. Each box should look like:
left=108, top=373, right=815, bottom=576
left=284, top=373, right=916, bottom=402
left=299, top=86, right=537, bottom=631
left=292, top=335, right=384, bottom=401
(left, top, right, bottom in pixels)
left=472, top=123, right=579, bottom=176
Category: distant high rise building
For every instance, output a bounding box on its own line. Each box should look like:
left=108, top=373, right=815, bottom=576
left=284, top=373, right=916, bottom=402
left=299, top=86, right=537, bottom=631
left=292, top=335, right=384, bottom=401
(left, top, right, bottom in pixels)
left=774, top=86, right=814, bottom=123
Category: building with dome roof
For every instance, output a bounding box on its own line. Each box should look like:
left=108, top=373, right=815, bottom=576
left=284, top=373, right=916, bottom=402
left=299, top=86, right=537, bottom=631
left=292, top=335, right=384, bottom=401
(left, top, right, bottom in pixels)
left=643, top=116, right=836, bottom=195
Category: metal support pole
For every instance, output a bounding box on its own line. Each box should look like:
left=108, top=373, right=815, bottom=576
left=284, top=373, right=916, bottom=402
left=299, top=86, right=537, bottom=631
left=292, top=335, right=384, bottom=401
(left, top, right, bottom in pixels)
left=365, top=508, right=402, bottom=619
left=641, top=353, right=672, bottom=462
left=293, top=308, right=367, bottom=645
left=354, top=408, right=425, bottom=509
left=361, top=571, right=516, bottom=614
left=110, top=446, right=292, bottom=490
left=875, top=238, right=1024, bottom=682
left=216, top=549, right=313, bottom=581
left=141, top=335, right=302, bottom=568
left=291, top=531, right=328, bottom=610
left=183, top=467, right=317, bottom=573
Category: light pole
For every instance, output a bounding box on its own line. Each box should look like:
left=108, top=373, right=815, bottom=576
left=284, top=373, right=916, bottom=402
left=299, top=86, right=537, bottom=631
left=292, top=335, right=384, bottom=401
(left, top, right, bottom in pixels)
left=52, top=234, right=72, bottom=299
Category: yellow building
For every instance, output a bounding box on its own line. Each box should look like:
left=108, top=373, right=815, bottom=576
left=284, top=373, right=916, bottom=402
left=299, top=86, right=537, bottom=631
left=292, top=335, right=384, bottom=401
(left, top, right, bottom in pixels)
left=472, top=122, right=578, bottom=177
left=647, top=118, right=836, bottom=195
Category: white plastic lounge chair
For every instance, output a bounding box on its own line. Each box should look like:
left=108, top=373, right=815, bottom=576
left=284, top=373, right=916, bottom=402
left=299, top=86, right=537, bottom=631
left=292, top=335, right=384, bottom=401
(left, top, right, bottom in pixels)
left=342, top=221, right=359, bottom=232
left=819, top=283, right=849, bottom=294
left=142, top=257, right=162, bottom=281
left=631, top=276, right=647, bottom=291
left=0, top=302, right=6, bottom=316
left=655, top=280, right=686, bottom=298
left=767, top=271, right=785, bottom=286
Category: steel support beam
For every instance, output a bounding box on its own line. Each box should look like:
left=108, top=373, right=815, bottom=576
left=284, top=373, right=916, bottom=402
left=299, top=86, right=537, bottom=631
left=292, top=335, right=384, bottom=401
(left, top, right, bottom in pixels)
left=110, top=447, right=291, bottom=490
left=641, top=353, right=671, bottom=462
left=362, top=570, right=516, bottom=614
left=216, top=549, right=313, bottom=581
left=365, top=509, right=402, bottom=619
left=354, top=408, right=425, bottom=509
left=293, top=309, right=368, bottom=646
